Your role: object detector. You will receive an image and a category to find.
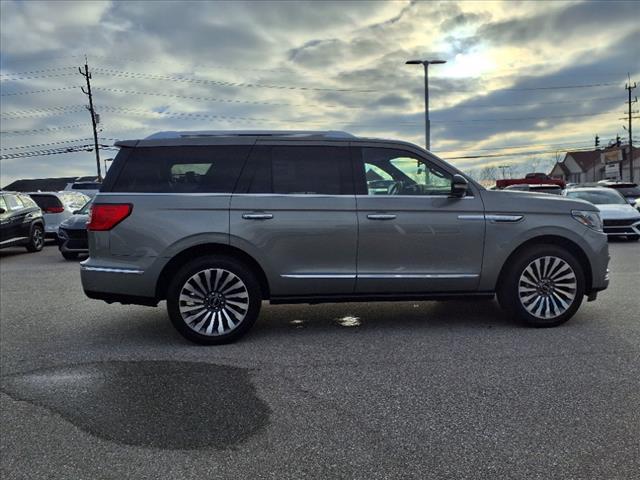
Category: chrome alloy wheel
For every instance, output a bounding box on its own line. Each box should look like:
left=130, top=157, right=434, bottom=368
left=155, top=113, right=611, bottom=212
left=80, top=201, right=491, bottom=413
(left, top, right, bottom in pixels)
left=518, top=256, right=577, bottom=319
left=32, top=227, right=44, bottom=249
left=178, top=268, right=249, bottom=336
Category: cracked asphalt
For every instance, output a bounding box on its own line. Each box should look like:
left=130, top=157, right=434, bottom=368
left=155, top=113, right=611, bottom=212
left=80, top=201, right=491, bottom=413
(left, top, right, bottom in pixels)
left=1, top=241, right=638, bottom=479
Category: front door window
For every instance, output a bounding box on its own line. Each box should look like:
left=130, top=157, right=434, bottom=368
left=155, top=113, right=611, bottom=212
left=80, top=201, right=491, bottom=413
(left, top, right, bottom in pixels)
left=362, top=148, right=452, bottom=196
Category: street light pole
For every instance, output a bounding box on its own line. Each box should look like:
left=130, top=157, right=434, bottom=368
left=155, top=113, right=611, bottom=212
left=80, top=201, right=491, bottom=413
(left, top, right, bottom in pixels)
left=406, top=59, right=446, bottom=151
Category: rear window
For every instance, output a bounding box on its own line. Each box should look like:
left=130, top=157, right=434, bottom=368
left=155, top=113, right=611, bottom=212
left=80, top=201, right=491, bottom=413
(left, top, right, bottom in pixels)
left=29, top=194, right=63, bottom=210
left=109, top=146, right=251, bottom=193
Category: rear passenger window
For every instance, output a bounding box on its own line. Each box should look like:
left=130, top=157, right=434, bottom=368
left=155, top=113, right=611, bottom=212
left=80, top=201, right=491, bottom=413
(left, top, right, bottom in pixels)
left=111, top=146, right=250, bottom=193
left=5, top=194, right=24, bottom=210
left=246, top=146, right=351, bottom=195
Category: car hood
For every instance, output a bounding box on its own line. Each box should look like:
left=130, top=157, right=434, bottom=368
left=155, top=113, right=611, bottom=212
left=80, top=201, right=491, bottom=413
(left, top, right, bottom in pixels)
left=59, top=213, right=88, bottom=230
left=480, top=189, right=598, bottom=214
left=595, top=204, right=640, bottom=220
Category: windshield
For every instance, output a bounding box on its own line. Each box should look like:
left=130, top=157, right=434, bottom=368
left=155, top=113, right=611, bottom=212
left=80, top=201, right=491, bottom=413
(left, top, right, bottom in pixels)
left=566, top=189, right=628, bottom=205
left=610, top=186, right=640, bottom=197
left=78, top=199, right=93, bottom=214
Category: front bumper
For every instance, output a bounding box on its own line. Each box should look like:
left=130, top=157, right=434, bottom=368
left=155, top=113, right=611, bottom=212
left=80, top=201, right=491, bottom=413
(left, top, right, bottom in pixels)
left=58, top=228, right=88, bottom=253
left=603, top=219, right=640, bottom=237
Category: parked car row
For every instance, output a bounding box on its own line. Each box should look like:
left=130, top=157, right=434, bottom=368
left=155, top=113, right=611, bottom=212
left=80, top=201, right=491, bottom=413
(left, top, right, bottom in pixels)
left=0, top=190, right=91, bottom=257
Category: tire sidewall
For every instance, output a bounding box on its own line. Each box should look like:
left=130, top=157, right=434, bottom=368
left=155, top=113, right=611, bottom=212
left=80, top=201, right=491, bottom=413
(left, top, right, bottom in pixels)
left=166, top=255, right=261, bottom=345
left=498, top=245, right=585, bottom=327
left=27, top=224, right=44, bottom=252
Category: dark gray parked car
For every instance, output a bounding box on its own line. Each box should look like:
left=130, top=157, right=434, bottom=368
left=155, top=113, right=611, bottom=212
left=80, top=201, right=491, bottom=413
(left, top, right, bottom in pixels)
left=81, top=131, right=610, bottom=344
left=58, top=199, right=91, bottom=260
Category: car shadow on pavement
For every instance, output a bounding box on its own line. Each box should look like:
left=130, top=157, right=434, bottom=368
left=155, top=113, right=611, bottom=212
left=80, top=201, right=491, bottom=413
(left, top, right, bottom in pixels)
left=81, top=298, right=514, bottom=348
left=251, top=298, right=514, bottom=337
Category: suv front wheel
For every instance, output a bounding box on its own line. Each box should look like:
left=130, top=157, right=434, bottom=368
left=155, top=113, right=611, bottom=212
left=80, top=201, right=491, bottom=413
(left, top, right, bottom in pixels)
left=166, top=255, right=262, bottom=344
left=497, top=244, right=585, bottom=327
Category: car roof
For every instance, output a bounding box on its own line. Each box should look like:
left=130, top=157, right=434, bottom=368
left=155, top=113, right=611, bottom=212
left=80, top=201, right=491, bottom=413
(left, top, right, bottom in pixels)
left=113, top=130, right=426, bottom=151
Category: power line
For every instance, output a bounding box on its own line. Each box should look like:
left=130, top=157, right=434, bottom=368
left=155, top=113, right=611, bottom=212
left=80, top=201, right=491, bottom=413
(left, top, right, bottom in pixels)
left=442, top=146, right=595, bottom=160
left=0, top=124, right=88, bottom=136
left=494, top=81, right=621, bottom=91
left=433, top=140, right=596, bottom=154
left=442, top=96, right=621, bottom=109
left=0, top=144, right=95, bottom=160
left=91, top=67, right=379, bottom=93
left=0, top=86, right=82, bottom=97
left=1, top=106, right=87, bottom=119
left=0, top=137, right=116, bottom=151
left=0, top=73, right=79, bottom=81
left=92, top=87, right=363, bottom=109
left=0, top=66, right=76, bottom=77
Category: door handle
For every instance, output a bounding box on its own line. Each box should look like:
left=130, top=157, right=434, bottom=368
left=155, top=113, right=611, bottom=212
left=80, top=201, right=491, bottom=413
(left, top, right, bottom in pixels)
left=367, top=214, right=396, bottom=220
left=242, top=213, right=274, bottom=220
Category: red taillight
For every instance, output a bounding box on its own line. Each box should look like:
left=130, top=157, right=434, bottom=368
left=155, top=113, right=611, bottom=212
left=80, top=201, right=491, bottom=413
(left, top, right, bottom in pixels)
left=45, top=206, right=65, bottom=214
left=88, top=204, right=132, bottom=231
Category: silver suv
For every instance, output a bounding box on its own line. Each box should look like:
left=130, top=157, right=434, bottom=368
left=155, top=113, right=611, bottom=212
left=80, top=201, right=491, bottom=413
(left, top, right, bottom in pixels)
left=81, top=131, right=610, bottom=344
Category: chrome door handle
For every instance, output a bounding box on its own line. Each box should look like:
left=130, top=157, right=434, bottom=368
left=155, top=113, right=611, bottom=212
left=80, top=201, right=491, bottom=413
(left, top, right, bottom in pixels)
left=367, top=214, right=396, bottom=220
left=242, top=213, right=273, bottom=220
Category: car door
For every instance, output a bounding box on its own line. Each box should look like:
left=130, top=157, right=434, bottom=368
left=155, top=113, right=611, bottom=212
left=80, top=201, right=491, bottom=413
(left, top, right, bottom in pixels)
left=1, top=194, right=28, bottom=243
left=230, top=141, right=357, bottom=297
left=0, top=195, right=12, bottom=243
left=353, top=144, right=486, bottom=293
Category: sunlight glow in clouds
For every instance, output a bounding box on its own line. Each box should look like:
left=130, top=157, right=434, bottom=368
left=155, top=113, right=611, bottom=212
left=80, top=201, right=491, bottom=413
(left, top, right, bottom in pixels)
left=0, top=0, right=638, bottom=185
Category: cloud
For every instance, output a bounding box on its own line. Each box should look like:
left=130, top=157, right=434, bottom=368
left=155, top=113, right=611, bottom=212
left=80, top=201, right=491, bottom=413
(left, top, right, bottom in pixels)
left=0, top=0, right=638, bottom=185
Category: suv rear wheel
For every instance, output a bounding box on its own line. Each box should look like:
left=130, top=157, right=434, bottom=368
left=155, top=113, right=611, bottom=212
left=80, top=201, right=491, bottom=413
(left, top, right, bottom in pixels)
left=166, top=255, right=261, bottom=345
left=497, top=244, right=585, bottom=327
left=26, top=224, right=44, bottom=252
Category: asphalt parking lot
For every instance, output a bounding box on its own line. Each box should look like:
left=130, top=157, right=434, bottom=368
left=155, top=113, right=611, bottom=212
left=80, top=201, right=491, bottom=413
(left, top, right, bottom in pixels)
left=1, top=241, right=638, bottom=480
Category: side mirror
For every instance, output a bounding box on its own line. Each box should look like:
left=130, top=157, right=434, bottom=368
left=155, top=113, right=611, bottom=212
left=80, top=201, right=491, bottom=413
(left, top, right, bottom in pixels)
left=450, top=174, right=469, bottom=198
left=73, top=210, right=80, bottom=215
left=0, top=208, right=5, bottom=214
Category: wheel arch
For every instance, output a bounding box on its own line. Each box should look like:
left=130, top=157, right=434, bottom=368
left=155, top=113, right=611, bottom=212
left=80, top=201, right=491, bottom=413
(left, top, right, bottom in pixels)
left=155, top=243, right=270, bottom=301
left=495, top=235, right=593, bottom=294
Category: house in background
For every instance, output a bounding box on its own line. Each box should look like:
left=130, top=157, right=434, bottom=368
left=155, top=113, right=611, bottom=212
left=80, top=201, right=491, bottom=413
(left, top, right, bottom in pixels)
left=550, top=144, right=640, bottom=183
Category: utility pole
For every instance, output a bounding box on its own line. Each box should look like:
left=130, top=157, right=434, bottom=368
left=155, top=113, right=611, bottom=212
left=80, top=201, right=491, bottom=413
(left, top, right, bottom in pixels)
left=498, top=164, right=510, bottom=179
left=625, top=76, right=637, bottom=182
left=79, top=57, right=101, bottom=181
left=406, top=59, right=447, bottom=150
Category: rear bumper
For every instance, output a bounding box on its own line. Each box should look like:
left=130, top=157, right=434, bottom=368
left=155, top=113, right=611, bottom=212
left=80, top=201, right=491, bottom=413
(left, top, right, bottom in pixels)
left=80, top=259, right=161, bottom=306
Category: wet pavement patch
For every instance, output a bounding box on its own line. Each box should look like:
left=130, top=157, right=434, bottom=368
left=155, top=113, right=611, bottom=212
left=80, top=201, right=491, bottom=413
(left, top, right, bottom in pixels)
left=335, top=315, right=362, bottom=327
left=0, top=361, right=270, bottom=450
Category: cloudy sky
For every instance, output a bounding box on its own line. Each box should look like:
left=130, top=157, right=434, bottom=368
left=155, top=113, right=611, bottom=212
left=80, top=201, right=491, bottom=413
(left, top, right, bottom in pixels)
left=1, top=0, right=638, bottom=186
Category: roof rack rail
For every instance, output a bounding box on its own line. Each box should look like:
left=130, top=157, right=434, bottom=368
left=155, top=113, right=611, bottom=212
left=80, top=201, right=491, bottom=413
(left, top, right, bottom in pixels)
left=145, top=130, right=355, bottom=140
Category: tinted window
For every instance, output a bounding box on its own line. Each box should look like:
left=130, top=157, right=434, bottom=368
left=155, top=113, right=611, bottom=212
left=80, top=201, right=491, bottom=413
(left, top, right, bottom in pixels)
left=111, top=146, right=250, bottom=193
left=71, top=182, right=101, bottom=190
left=29, top=194, right=63, bottom=209
left=359, top=148, right=452, bottom=196
left=246, top=146, right=351, bottom=195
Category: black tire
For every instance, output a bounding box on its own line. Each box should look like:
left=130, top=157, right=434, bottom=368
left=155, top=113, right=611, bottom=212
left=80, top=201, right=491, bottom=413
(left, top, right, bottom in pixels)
left=61, top=251, right=79, bottom=260
left=25, top=224, right=44, bottom=252
left=497, top=244, right=585, bottom=327
left=625, top=235, right=639, bottom=242
left=166, top=255, right=261, bottom=345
